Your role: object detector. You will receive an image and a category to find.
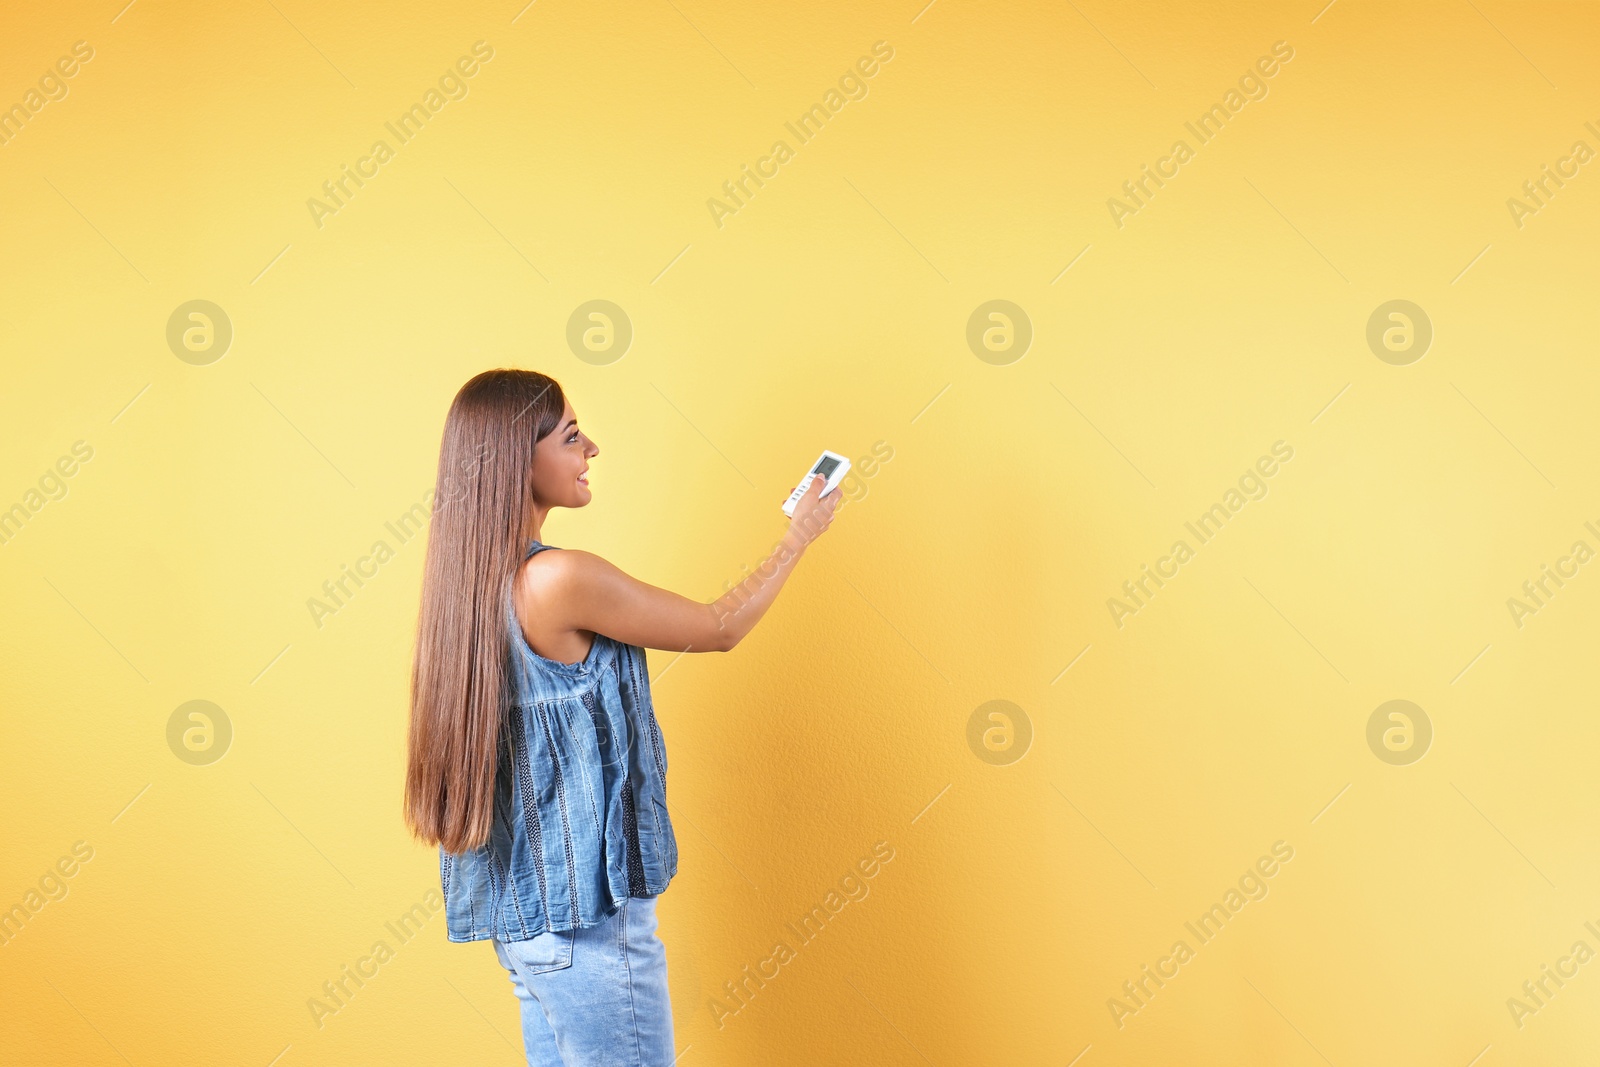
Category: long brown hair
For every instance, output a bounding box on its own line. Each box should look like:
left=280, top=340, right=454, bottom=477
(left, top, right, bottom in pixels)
left=403, top=369, right=566, bottom=853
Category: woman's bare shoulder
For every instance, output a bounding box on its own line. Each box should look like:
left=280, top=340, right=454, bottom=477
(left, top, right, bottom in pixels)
left=516, top=548, right=617, bottom=601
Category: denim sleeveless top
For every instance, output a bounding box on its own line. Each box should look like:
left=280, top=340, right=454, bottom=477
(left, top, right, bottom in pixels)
left=440, top=538, right=679, bottom=941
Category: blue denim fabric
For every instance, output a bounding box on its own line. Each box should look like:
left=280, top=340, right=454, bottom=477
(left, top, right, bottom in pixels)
left=442, top=539, right=679, bottom=941
left=492, top=895, right=676, bottom=1066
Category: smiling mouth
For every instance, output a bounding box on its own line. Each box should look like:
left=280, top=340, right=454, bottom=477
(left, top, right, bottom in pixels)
left=577, top=470, right=589, bottom=486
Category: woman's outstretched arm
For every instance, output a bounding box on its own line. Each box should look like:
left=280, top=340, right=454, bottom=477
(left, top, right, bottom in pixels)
left=528, top=475, right=840, bottom=654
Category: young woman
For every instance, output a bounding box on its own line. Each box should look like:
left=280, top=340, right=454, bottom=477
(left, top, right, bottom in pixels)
left=403, top=369, right=840, bottom=1066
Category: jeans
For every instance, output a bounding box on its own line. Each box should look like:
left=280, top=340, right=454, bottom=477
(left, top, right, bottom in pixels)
left=492, top=896, right=677, bottom=1066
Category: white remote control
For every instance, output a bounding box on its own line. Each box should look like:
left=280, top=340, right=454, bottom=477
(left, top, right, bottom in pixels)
left=782, top=450, right=851, bottom=517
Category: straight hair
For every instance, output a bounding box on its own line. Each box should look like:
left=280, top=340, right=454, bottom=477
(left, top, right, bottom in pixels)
left=403, top=369, right=566, bottom=853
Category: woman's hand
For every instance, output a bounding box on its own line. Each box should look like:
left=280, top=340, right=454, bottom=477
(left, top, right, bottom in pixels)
left=784, top=474, right=842, bottom=550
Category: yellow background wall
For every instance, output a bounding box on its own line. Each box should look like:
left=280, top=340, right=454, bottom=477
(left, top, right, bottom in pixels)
left=3, top=0, right=1599, bottom=1063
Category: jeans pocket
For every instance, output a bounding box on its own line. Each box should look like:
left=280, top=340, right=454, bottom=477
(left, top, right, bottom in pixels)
left=505, top=927, right=576, bottom=975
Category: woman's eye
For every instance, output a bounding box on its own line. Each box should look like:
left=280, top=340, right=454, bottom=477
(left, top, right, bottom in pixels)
left=567, top=433, right=579, bottom=443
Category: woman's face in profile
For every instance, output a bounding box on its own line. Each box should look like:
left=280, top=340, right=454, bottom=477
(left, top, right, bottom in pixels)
left=531, top=397, right=599, bottom=508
